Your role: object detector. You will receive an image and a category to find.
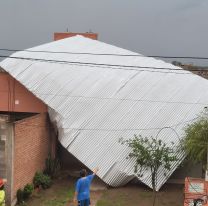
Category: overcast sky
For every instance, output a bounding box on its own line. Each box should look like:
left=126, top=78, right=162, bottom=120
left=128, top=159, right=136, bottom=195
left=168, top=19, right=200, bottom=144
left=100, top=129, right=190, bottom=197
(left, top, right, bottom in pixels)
left=0, top=0, right=208, bottom=65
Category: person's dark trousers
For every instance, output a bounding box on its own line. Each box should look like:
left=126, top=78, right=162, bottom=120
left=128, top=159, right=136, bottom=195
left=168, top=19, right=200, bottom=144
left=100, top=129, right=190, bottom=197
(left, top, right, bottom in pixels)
left=78, top=199, right=90, bottom=206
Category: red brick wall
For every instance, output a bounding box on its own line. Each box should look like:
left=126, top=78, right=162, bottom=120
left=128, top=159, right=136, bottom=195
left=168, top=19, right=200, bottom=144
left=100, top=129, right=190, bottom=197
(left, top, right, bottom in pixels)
left=13, top=113, right=50, bottom=197
left=0, top=73, right=47, bottom=113
left=54, top=32, right=98, bottom=41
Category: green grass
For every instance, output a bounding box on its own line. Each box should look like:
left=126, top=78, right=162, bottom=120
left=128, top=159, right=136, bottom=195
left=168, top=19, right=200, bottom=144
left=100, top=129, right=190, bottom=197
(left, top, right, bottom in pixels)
left=18, top=178, right=75, bottom=206
left=96, top=184, right=183, bottom=206
left=96, top=188, right=152, bottom=206
left=41, top=188, right=74, bottom=206
left=96, top=191, right=126, bottom=206
left=97, top=199, right=125, bottom=206
left=16, top=176, right=183, bottom=206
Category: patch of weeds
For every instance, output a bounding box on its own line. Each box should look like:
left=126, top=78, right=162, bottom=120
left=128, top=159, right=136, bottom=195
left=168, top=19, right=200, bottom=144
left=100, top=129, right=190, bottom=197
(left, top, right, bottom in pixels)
left=96, top=193, right=125, bottom=206
left=41, top=188, right=74, bottom=206
left=97, top=201, right=123, bottom=206
left=42, top=198, right=67, bottom=206
left=56, top=187, right=74, bottom=199
left=139, top=191, right=152, bottom=198
left=97, top=199, right=113, bottom=206
left=18, top=203, right=27, bottom=206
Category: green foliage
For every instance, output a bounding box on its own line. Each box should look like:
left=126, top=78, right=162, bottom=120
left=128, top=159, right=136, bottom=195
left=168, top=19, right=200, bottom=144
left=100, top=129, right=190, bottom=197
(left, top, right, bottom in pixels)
left=33, top=172, right=52, bottom=189
left=183, top=112, right=208, bottom=169
left=41, top=188, right=74, bottom=206
left=23, top=184, right=34, bottom=199
left=120, top=135, right=177, bottom=191
left=172, top=61, right=182, bottom=66
left=44, top=155, right=61, bottom=179
left=17, top=184, right=34, bottom=204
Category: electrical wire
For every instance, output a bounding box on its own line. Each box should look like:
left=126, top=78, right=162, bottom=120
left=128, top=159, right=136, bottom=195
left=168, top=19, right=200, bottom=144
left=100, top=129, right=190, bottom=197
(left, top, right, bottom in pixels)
left=21, top=92, right=208, bottom=106
left=0, top=48, right=208, bottom=60
left=9, top=112, right=207, bottom=204
left=0, top=55, right=207, bottom=74
left=0, top=55, right=186, bottom=71
left=1, top=48, right=207, bottom=204
left=183, top=174, right=208, bottom=206
left=10, top=115, right=199, bottom=132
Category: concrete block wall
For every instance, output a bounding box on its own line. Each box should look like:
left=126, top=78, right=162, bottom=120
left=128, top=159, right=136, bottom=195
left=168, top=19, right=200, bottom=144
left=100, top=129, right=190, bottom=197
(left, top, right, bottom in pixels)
left=0, top=124, right=6, bottom=178
left=13, top=113, right=50, bottom=199
left=0, top=115, right=9, bottom=180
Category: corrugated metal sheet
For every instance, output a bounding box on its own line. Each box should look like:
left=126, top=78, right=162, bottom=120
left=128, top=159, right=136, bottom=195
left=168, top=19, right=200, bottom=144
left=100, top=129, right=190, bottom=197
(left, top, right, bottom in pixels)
left=1, top=35, right=208, bottom=190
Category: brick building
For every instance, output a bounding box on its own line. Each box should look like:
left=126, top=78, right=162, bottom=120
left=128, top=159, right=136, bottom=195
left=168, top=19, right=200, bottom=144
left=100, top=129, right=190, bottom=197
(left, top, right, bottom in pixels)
left=172, top=62, right=208, bottom=79
left=1, top=32, right=205, bottom=201
left=0, top=32, right=98, bottom=205
left=182, top=65, right=208, bottom=79
left=54, top=32, right=98, bottom=41
left=0, top=70, right=56, bottom=205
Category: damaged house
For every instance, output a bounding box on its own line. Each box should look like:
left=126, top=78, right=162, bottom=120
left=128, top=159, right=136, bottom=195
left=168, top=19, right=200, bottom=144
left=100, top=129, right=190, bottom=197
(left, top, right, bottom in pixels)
left=0, top=35, right=207, bottom=204
left=0, top=69, right=56, bottom=205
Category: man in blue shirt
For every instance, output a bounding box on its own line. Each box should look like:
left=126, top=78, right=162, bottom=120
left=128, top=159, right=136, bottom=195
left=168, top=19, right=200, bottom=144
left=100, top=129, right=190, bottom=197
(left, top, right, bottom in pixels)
left=73, top=167, right=99, bottom=206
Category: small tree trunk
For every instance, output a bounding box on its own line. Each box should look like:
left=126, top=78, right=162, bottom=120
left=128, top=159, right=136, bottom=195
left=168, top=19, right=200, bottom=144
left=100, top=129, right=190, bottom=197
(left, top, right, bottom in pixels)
left=152, top=173, right=156, bottom=191
left=152, top=171, right=157, bottom=206
left=153, top=190, right=157, bottom=206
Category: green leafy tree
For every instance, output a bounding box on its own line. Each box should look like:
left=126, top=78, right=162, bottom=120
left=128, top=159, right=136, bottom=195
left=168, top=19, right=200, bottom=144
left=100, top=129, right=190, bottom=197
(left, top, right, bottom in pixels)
left=172, top=61, right=182, bottom=66
left=120, top=135, right=177, bottom=192
left=183, top=111, right=208, bottom=178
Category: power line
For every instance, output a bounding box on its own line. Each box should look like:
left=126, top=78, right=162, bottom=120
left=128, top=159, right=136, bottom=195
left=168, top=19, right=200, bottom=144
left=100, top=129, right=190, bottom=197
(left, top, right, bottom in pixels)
left=0, top=43, right=205, bottom=203
left=23, top=92, right=208, bottom=106
left=1, top=48, right=208, bottom=60
left=0, top=55, right=207, bottom=74
left=11, top=116, right=199, bottom=132
left=0, top=54, right=201, bottom=76
left=0, top=55, right=185, bottom=71
left=10, top=111, right=207, bottom=204
left=184, top=177, right=207, bottom=202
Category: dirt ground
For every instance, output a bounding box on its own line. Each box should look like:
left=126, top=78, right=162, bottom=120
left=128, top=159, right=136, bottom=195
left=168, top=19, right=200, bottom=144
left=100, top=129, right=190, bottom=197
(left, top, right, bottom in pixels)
left=19, top=175, right=184, bottom=206
left=19, top=175, right=103, bottom=206
left=96, top=183, right=184, bottom=206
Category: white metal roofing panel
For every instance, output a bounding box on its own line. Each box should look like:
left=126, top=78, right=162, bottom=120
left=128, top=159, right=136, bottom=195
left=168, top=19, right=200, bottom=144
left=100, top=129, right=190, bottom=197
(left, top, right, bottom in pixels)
left=1, top=35, right=208, bottom=190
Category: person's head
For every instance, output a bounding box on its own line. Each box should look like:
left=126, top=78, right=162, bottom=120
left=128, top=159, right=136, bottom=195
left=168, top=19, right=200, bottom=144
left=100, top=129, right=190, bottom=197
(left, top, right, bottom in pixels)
left=0, top=179, right=4, bottom=190
left=80, top=169, right=87, bottom=177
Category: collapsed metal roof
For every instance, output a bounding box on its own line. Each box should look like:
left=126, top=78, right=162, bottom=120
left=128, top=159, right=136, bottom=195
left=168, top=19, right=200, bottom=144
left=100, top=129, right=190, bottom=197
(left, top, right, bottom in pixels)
left=1, top=36, right=208, bottom=190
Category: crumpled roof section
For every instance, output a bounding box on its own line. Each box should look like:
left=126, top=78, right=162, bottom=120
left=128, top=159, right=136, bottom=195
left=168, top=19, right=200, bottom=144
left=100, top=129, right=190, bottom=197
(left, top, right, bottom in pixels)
left=1, top=36, right=208, bottom=190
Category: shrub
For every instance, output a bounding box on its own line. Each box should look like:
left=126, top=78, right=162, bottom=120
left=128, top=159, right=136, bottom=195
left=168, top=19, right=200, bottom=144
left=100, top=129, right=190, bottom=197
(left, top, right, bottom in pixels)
left=16, top=184, right=34, bottom=204
left=23, top=184, right=34, bottom=199
left=44, top=155, right=61, bottom=178
left=16, top=189, right=24, bottom=204
left=33, top=171, right=52, bottom=189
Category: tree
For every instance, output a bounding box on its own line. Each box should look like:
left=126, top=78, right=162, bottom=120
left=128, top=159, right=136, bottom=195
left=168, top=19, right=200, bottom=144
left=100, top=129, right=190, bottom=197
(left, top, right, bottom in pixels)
left=183, top=111, right=208, bottom=180
left=120, top=135, right=177, bottom=192
left=172, top=61, right=182, bottom=66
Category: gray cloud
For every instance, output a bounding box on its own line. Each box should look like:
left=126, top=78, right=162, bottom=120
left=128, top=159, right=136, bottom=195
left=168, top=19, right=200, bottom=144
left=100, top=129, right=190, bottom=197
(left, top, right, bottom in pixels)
left=0, top=0, right=208, bottom=65
left=173, top=0, right=207, bottom=11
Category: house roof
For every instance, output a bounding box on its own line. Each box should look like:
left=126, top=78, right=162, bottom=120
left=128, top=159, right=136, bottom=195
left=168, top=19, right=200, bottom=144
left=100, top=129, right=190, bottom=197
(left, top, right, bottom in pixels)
left=1, top=35, right=208, bottom=190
